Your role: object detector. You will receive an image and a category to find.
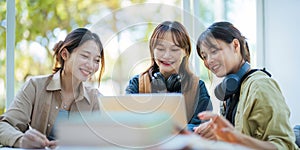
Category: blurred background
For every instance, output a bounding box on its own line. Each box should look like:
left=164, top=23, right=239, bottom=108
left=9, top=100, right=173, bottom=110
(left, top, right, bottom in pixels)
left=0, top=0, right=300, bottom=125
left=1, top=0, right=299, bottom=126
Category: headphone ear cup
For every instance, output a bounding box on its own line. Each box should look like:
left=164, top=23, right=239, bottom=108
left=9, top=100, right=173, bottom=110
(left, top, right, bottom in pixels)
left=214, top=74, right=239, bottom=101
left=151, top=72, right=167, bottom=92
left=166, top=74, right=181, bottom=92
left=224, top=74, right=240, bottom=94
left=214, top=83, right=226, bottom=101
left=214, top=62, right=251, bottom=101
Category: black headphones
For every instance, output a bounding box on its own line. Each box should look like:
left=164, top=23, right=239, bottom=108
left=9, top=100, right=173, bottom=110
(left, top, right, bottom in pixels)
left=151, top=72, right=181, bottom=93
left=214, top=62, right=250, bottom=101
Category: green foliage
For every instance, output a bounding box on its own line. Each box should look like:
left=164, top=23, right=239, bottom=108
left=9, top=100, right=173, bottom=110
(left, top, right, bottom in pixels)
left=0, top=0, right=109, bottom=81
left=0, top=0, right=149, bottom=111
left=0, top=0, right=213, bottom=111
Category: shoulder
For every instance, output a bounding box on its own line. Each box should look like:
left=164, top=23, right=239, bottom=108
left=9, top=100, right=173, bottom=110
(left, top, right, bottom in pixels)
left=83, top=84, right=101, bottom=103
left=129, top=75, right=140, bottom=82
left=21, top=74, right=53, bottom=89
left=198, top=79, right=205, bottom=86
left=84, top=85, right=100, bottom=95
left=26, top=74, right=52, bottom=83
left=127, top=75, right=140, bottom=85
left=197, top=79, right=210, bottom=97
left=125, top=74, right=140, bottom=94
left=198, top=79, right=208, bottom=90
left=241, top=70, right=286, bottom=108
left=242, top=71, right=280, bottom=92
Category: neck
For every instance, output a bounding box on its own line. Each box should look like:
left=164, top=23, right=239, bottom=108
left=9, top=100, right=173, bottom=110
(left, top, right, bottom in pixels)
left=232, top=59, right=246, bottom=74
left=61, top=70, right=80, bottom=93
left=239, top=60, right=246, bottom=69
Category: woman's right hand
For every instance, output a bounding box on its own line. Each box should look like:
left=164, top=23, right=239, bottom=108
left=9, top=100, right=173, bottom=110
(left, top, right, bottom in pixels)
left=193, top=120, right=217, bottom=140
left=20, top=128, right=54, bottom=149
left=198, top=111, right=243, bottom=143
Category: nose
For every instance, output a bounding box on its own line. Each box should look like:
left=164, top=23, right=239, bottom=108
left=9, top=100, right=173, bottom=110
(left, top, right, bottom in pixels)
left=85, top=58, right=94, bottom=70
left=206, top=54, right=214, bottom=67
left=162, top=50, right=172, bottom=58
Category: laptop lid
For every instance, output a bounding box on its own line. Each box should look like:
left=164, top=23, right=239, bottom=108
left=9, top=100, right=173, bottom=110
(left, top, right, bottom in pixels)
left=98, top=93, right=187, bottom=129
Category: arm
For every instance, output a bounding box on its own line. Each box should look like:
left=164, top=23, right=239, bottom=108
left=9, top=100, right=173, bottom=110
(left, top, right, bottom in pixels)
left=0, top=78, right=51, bottom=148
left=197, top=76, right=297, bottom=150
left=187, top=80, right=212, bottom=131
left=125, top=75, right=139, bottom=94
left=198, top=111, right=277, bottom=149
left=0, top=79, right=35, bottom=147
left=242, top=78, right=298, bottom=150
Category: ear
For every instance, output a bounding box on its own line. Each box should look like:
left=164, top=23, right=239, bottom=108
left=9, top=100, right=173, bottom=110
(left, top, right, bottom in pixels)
left=232, top=39, right=240, bottom=53
left=61, top=48, right=69, bottom=60
left=183, top=48, right=188, bottom=57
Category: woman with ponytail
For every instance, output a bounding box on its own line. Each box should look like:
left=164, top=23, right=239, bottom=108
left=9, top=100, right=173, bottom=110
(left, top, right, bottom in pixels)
left=194, top=21, right=298, bottom=150
left=0, top=28, right=105, bottom=148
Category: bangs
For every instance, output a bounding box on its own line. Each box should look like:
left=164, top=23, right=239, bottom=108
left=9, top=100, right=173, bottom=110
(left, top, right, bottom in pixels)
left=199, top=31, right=219, bottom=51
left=153, top=30, right=168, bottom=46
left=170, top=29, right=188, bottom=49
left=151, top=25, right=189, bottom=49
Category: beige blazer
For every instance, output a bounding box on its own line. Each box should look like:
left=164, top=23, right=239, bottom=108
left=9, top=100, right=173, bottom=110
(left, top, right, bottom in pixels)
left=0, top=71, right=100, bottom=147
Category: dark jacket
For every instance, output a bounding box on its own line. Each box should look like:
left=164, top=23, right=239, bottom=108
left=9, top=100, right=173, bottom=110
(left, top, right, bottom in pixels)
left=125, top=75, right=213, bottom=131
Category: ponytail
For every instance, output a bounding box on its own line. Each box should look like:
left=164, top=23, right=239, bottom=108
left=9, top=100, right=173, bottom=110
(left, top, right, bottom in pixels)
left=244, top=41, right=250, bottom=63
left=52, top=41, right=64, bottom=73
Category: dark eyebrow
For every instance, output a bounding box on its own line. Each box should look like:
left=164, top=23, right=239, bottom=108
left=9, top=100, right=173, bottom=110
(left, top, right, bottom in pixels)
left=156, top=43, right=164, bottom=47
left=207, top=43, right=220, bottom=50
left=170, top=45, right=180, bottom=48
left=81, top=50, right=101, bottom=58
left=81, top=50, right=91, bottom=54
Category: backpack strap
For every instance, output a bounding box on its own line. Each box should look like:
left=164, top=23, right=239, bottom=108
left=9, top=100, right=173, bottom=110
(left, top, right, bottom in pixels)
left=139, top=72, right=151, bottom=93
left=225, top=68, right=271, bottom=125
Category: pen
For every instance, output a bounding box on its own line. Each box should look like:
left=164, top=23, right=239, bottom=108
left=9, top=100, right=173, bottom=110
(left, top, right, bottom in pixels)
left=28, top=124, right=33, bottom=130
left=28, top=124, right=52, bottom=149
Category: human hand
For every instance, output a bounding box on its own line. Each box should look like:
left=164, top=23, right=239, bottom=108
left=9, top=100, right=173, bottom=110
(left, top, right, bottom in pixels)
left=174, top=124, right=192, bottom=135
left=47, top=140, right=58, bottom=149
left=193, top=121, right=216, bottom=140
left=20, top=127, right=52, bottom=149
left=198, top=111, right=243, bottom=143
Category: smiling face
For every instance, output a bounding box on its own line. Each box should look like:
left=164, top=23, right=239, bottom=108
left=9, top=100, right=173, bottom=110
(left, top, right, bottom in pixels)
left=153, top=32, right=187, bottom=77
left=63, top=40, right=101, bottom=82
left=199, top=38, right=242, bottom=77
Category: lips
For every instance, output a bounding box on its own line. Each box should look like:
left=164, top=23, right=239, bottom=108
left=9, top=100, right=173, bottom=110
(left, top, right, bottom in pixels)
left=210, top=64, right=220, bottom=73
left=160, top=60, right=174, bottom=66
left=80, top=68, right=92, bottom=76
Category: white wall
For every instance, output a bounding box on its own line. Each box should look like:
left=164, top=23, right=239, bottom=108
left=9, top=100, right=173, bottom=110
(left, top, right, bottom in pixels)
left=262, top=0, right=300, bottom=126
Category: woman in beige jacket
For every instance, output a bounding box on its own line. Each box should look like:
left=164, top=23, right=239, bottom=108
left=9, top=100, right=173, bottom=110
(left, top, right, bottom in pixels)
left=0, top=28, right=105, bottom=148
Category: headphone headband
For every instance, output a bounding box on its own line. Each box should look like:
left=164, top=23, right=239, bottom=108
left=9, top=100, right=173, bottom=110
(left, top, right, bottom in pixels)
left=151, top=72, right=181, bottom=93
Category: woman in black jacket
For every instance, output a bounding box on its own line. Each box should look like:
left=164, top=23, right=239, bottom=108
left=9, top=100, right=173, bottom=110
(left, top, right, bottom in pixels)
left=125, top=21, right=212, bottom=131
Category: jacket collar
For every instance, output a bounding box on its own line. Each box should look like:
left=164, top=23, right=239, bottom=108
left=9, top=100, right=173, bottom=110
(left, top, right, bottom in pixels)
left=46, top=70, right=91, bottom=104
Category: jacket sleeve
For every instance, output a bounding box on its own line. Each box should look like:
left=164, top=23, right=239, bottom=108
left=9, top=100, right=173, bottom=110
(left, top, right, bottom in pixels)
left=242, top=78, right=299, bottom=150
left=187, top=80, right=213, bottom=131
left=125, top=75, right=139, bottom=94
left=0, top=79, right=36, bottom=147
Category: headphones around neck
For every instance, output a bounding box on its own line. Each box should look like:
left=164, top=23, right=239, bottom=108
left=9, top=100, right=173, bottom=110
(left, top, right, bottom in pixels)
left=151, top=72, right=181, bottom=93
left=214, top=62, right=250, bottom=101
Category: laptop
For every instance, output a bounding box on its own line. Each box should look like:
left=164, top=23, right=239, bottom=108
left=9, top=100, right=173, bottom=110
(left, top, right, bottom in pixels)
left=98, top=93, right=188, bottom=129
left=56, top=93, right=188, bottom=148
